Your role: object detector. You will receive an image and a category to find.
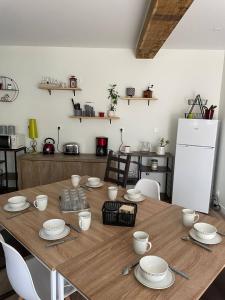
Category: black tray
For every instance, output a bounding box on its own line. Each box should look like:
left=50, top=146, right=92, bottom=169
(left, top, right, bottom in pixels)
left=102, top=201, right=137, bottom=227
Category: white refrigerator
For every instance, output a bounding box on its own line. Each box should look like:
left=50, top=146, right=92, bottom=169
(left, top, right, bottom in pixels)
left=172, top=119, right=219, bottom=213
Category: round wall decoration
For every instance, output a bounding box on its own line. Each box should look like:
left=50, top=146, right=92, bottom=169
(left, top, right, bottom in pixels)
left=0, top=76, right=19, bottom=102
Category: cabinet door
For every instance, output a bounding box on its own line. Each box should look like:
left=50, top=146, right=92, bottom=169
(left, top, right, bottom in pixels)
left=62, top=162, right=83, bottom=179
left=82, top=162, right=106, bottom=180
left=19, top=159, right=107, bottom=189
left=39, top=161, right=65, bottom=185
left=19, top=160, right=41, bottom=188
left=62, top=162, right=106, bottom=180
left=172, top=145, right=215, bottom=213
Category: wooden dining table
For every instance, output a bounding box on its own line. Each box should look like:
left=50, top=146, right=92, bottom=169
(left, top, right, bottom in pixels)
left=0, top=176, right=225, bottom=300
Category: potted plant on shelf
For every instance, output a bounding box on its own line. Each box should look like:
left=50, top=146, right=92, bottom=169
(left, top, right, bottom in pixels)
left=108, top=84, right=119, bottom=117
left=156, top=137, right=169, bottom=155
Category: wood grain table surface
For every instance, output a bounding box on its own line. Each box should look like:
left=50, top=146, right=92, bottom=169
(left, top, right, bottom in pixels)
left=57, top=205, right=225, bottom=300
left=1, top=177, right=225, bottom=299
left=0, top=176, right=168, bottom=269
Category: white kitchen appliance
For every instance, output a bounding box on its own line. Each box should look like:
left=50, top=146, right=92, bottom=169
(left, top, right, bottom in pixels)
left=172, top=119, right=219, bottom=213
left=0, top=134, right=25, bottom=149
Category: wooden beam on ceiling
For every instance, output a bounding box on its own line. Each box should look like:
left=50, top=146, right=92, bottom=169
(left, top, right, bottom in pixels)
left=136, top=0, right=194, bottom=59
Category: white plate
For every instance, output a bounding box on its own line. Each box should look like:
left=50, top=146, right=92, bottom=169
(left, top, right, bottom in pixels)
left=189, top=228, right=222, bottom=245
left=134, top=265, right=175, bottom=290
left=124, top=194, right=145, bottom=203
left=39, top=225, right=70, bottom=241
left=85, top=182, right=104, bottom=188
left=3, top=202, right=30, bottom=212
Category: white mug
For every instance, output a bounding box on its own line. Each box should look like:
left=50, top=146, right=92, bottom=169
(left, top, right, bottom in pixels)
left=108, top=186, right=118, bottom=201
left=71, top=175, right=81, bottom=188
left=124, top=146, right=131, bottom=154
left=182, top=208, right=199, bottom=227
left=78, top=211, right=91, bottom=231
left=33, top=195, right=48, bottom=211
left=133, top=231, right=152, bottom=255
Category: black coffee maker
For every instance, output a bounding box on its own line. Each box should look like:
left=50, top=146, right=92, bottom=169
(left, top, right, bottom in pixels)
left=96, top=137, right=108, bottom=156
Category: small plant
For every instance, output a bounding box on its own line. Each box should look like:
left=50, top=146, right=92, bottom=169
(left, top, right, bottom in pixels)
left=108, top=84, right=119, bottom=111
left=159, top=137, right=169, bottom=147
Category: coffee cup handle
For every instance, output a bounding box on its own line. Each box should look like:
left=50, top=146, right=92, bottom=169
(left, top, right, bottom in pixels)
left=194, top=214, right=199, bottom=223
left=33, top=200, right=38, bottom=208
left=146, top=242, right=152, bottom=252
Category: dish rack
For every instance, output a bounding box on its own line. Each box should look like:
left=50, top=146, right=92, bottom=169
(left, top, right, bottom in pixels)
left=185, top=94, right=207, bottom=119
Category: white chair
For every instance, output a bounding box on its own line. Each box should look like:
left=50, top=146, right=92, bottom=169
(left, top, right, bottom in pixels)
left=0, top=234, right=75, bottom=300
left=135, top=178, right=160, bottom=200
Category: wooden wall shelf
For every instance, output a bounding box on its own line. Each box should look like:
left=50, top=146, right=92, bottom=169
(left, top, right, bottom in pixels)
left=39, top=84, right=82, bottom=96
left=120, top=96, right=158, bottom=106
left=69, top=116, right=120, bottom=124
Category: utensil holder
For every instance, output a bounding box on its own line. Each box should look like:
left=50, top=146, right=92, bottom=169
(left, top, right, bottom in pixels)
left=102, top=201, right=137, bottom=227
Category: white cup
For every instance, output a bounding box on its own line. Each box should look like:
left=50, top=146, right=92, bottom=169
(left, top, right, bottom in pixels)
left=71, top=175, right=81, bottom=188
left=139, top=256, right=168, bottom=282
left=33, top=195, right=48, bottom=211
left=43, top=219, right=65, bottom=236
left=124, top=146, right=131, bottom=153
left=8, top=196, right=26, bottom=209
left=133, top=231, right=152, bottom=255
left=78, top=211, right=91, bottom=231
left=182, top=208, right=199, bottom=227
left=108, top=186, right=118, bottom=201
left=88, top=177, right=100, bottom=187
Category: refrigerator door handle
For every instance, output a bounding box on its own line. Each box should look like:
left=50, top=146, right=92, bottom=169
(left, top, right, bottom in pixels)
left=178, top=144, right=214, bottom=149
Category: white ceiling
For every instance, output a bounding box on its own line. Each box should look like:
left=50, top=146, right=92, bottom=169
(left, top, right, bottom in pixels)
left=164, top=0, right=225, bottom=49
left=0, top=0, right=225, bottom=49
left=0, top=0, right=148, bottom=48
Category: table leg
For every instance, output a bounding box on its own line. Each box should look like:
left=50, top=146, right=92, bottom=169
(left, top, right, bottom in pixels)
left=57, top=272, right=65, bottom=300
left=51, top=269, right=57, bottom=300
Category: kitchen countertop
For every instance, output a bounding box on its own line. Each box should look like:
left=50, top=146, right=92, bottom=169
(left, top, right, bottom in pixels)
left=18, top=153, right=107, bottom=163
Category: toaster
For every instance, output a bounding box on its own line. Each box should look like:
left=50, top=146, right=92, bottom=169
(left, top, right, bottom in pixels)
left=63, top=142, right=80, bottom=155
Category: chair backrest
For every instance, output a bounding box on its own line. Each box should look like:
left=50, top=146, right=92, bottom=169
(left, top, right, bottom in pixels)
left=104, top=151, right=131, bottom=187
left=135, top=178, right=160, bottom=200
left=0, top=234, right=41, bottom=300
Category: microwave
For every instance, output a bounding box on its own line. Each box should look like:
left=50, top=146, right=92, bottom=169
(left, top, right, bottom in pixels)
left=0, top=134, right=25, bottom=149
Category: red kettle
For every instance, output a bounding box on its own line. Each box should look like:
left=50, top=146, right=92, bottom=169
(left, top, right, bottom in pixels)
left=43, top=138, right=55, bottom=154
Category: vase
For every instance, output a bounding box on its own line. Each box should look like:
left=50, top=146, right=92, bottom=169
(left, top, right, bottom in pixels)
left=156, top=146, right=165, bottom=155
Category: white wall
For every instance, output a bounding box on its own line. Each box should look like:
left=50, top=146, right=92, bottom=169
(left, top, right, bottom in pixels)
left=215, top=52, right=225, bottom=215
left=0, top=47, right=224, bottom=155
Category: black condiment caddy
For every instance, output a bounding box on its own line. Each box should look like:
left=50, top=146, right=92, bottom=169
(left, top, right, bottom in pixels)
left=102, top=201, right=137, bottom=227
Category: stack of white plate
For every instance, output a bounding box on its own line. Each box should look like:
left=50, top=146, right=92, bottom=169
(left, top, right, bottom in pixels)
left=4, top=196, right=30, bottom=212
left=134, top=256, right=175, bottom=289
left=189, top=222, right=222, bottom=245
left=39, top=219, right=70, bottom=240
left=124, top=189, right=145, bottom=202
